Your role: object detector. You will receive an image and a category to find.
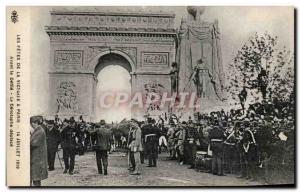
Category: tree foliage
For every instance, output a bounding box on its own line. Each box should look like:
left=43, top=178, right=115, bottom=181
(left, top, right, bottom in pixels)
left=226, top=32, right=294, bottom=109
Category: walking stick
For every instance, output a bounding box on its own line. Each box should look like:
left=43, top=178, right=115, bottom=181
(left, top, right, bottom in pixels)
left=56, top=149, right=63, bottom=170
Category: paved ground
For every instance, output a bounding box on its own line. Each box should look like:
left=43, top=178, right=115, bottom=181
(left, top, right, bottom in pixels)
left=43, top=149, right=263, bottom=187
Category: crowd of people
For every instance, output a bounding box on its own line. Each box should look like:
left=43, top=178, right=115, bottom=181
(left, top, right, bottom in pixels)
left=30, top=100, right=294, bottom=186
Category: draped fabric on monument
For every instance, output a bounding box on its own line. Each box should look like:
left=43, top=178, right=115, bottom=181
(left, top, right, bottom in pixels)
left=176, top=20, right=225, bottom=101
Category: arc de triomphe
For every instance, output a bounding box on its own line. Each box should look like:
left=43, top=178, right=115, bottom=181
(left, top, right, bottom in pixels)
left=45, top=10, right=177, bottom=120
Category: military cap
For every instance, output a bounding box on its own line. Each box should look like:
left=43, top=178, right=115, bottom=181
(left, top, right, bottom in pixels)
left=235, top=121, right=242, bottom=128
left=213, top=119, right=219, bottom=126
left=169, top=120, right=175, bottom=125
left=131, top=119, right=139, bottom=125
left=69, top=116, right=75, bottom=122
left=47, top=120, right=55, bottom=125
left=100, top=119, right=106, bottom=126
left=250, top=121, right=257, bottom=127
left=30, top=115, right=43, bottom=125
left=222, top=121, right=228, bottom=127
left=196, top=121, right=202, bottom=126
left=243, top=119, right=250, bottom=127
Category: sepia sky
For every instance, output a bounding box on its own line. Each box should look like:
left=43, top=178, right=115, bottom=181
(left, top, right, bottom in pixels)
left=29, top=6, right=294, bottom=121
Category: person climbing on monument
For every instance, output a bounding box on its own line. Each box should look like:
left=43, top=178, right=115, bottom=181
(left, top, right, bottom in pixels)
left=170, top=62, right=179, bottom=94
left=238, top=86, right=248, bottom=114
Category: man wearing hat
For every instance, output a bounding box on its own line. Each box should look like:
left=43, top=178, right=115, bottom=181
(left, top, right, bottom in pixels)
left=93, top=120, right=112, bottom=175
left=30, top=115, right=48, bottom=186
left=240, top=119, right=258, bottom=180
left=60, top=117, right=81, bottom=175
left=129, top=119, right=143, bottom=175
left=143, top=118, right=161, bottom=167
left=167, top=121, right=176, bottom=160
left=175, top=122, right=186, bottom=165
left=45, top=119, right=61, bottom=171
left=223, top=120, right=238, bottom=174
left=185, top=121, right=201, bottom=169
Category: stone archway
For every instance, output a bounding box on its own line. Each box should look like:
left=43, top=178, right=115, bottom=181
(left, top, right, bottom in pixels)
left=93, top=52, right=133, bottom=122
left=91, top=50, right=136, bottom=74
left=46, top=10, right=177, bottom=121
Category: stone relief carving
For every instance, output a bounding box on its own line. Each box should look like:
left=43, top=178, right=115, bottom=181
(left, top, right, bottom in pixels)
left=51, top=14, right=174, bottom=29
left=55, top=50, right=83, bottom=66
left=56, top=81, right=79, bottom=114
left=49, top=34, right=175, bottom=44
left=143, top=80, right=167, bottom=113
left=116, top=47, right=137, bottom=64
left=142, top=52, right=169, bottom=66
left=86, top=46, right=137, bottom=65
left=86, top=46, right=109, bottom=63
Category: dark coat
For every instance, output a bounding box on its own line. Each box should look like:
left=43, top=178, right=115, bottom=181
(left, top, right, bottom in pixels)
left=30, top=125, right=48, bottom=181
left=208, top=126, right=225, bottom=153
left=60, top=123, right=80, bottom=149
left=46, top=126, right=61, bottom=151
left=143, top=124, right=161, bottom=143
left=208, top=126, right=225, bottom=141
left=93, top=128, right=112, bottom=151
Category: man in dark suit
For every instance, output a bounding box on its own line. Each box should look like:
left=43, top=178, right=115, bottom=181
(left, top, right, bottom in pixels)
left=60, top=117, right=80, bottom=175
left=45, top=120, right=61, bottom=171
left=93, top=120, right=112, bottom=175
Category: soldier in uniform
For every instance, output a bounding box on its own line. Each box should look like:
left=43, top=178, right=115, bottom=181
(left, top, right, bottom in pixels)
left=158, top=121, right=168, bottom=154
left=128, top=123, right=136, bottom=171
left=60, top=117, right=81, bottom=175
left=208, top=119, right=226, bottom=176
left=139, top=121, right=145, bottom=164
left=175, top=122, right=186, bottom=165
left=45, top=120, right=61, bottom=171
left=54, top=115, right=62, bottom=127
left=92, top=120, right=112, bottom=175
left=75, top=116, right=85, bottom=155
left=144, top=118, right=160, bottom=167
left=223, top=121, right=238, bottom=174
left=241, top=119, right=257, bottom=180
left=167, top=121, right=176, bottom=160
left=186, top=122, right=201, bottom=169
